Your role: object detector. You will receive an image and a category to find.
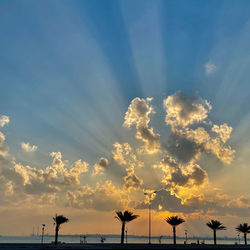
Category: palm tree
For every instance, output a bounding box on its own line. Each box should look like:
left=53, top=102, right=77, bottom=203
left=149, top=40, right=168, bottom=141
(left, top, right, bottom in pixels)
left=206, top=220, right=226, bottom=245
left=53, top=214, right=69, bottom=245
left=115, top=210, right=139, bottom=244
left=236, top=223, right=250, bottom=245
left=165, top=216, right=185, bottom=245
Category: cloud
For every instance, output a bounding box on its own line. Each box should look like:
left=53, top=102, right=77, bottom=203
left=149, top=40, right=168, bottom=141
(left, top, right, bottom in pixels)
left=0, top=115, right=10, bottom=127
left=212, top=123, right=232, bottom=143
left=166, top=132, right=202, bottom=164
left=50, top=152, right=64, bottom=169
left=111, top=142, right=144, bottom=168
left=157, top=92, right=235, bottom=200
left=66, top=181, right=129, bottom=211
left=163, top=92, right=212, bottom=128
left=93, top=157, right=109, bottom=175
left=111, top=142, right=131, bottom=165
left=124, top=97, right=160, bottom=154
left=21, top=142, right=38, bottom=152
left=0, top=151, right=89, bottom=206
left=0, top=92, right=238, bottom=220
left=205, top=61, right=216, bottom=75
left=49, top=152, right=89, bottom=185
left=0, top=131, right=9, bottom=162
left=123, top=164, right=143, bottom=190
left=170, top=127, right=235, bottom=165
left=0, top=132, right=5, bottom=144
left=138, top=189, right=250, bottom=217
left=63, top=159, right=89, bottom=185
left=154, top=156, right=208, bottom=200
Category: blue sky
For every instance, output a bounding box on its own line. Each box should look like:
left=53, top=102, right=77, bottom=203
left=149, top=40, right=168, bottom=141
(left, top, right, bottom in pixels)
left=1, top=0, right=250, bottom=161
left=1, top=0, right=250, bottom=236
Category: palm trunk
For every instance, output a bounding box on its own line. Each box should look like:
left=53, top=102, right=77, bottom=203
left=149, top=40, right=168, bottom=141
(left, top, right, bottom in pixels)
left=173, top=226, right=176, bottom=245
left=213, top=230, right=216, bottom=245
left=55, top=225, right=59, bottom=245
left=121, top=222, right=125, bottom=244
left=244, top=233, right=247, bottom=245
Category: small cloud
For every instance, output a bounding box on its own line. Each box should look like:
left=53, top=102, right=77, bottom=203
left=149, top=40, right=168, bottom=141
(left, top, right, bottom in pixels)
left=123, top=97, right=160, bottom=154
left=163, top=91, right=212, bottom=128
left=93, top=157, right=109, bottom=175
left=0, top=115, right=10, bottom=127
left=205, top=61, right=216, bottom=75
left=21, top=142, right=38, bottom=152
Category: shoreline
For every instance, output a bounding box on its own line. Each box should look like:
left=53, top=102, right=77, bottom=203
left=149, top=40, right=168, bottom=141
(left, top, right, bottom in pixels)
left=0, top=243, right=249, bottom=250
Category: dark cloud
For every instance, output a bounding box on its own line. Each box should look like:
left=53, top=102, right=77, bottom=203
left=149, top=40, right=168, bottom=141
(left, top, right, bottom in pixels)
left=124, top=172, right=143, bottom=190
left=98, top=157, right=109, bottom=168
left=138, top=190, right=250, bottom=217
left=166, top=132, right=202, bottom=164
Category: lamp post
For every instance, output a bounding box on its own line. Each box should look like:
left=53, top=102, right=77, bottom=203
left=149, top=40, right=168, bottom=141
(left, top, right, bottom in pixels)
left=185, top=230, right=188, bottom=244
left=41, top=224, right=45, bottom=244
left=144, top=191, right=158, bottom=244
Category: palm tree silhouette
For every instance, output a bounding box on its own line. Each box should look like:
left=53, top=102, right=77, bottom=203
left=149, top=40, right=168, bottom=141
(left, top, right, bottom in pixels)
left=236, top=223, right=250, bottom=245
left=53, top=214, right=69, bottom=245
left=115, top=210, right=139, bottom=244
left=206, top=220, right=226, bottom=245
left=165, top=216, right=185, bottom=245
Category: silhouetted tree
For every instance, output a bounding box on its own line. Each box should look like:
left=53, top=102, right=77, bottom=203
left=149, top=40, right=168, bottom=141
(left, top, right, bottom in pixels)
left=115, top=210, right=139, bottom=244
left=165, top=216, right=185, bottom=245
left=236, top=223, right=250, bottom=245
left=206, top=220, right=226, bottom=245
left=53, top=214, right=69, bottom=245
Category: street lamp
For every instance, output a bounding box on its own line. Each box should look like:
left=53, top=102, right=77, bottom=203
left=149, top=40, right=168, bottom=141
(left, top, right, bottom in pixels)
left=143, top=191, right=158, bottom=244
left=185, top=230, right=188, bottom=244
left=41, top=224, right=45, bottom=244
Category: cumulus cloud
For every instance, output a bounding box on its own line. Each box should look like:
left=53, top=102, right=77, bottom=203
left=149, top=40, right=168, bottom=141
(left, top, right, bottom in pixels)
left=63, top=159, right=89, bottom=185
left=166, top=132, right=202, bottom=164
left=111, top=142, right=131, bottom=165
left=169, top=127, right=235, bottom=165
left=0, top=151, right=90, bottom=207
left=212, top=123, right=232, bottom=143
left=123, top=163, right=143, bottom=190
left=163, top=92, right=212, bottom=128
left=93, top=157, right=109, bottom=175
left=50, top=152, right=64, bottom=169
left=157, top=92, right=235, bottom=200
left=124, top=97, right=160, bottom=154
left=49, top=153, right=89, bottom=185
left=205, top=61, right=216, bottom=75
left=0, top=115, right=10, bottom=127
left=154, top=157, right=208, bottom=200
left=111, top=142, right=144, bottom=168
left=0, top=92, right=238, bottom=219
left=21, top=142, right=38, bottom=152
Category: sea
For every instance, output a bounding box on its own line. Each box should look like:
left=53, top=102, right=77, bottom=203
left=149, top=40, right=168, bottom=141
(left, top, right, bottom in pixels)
left=0, top=235, right=241, bottom=245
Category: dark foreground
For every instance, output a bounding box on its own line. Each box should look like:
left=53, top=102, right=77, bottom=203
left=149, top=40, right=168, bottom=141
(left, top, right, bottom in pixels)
left=0, top=243, right=249, bottom=250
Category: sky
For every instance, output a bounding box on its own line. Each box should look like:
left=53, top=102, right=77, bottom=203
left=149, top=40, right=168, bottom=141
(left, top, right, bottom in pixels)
left=1, top=0, right=250, bottom=239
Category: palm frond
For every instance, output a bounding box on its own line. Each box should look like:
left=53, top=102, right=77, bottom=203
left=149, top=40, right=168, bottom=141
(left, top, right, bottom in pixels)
left=206, top=220, right=226, bottom=231
left=165, top=216, right=185, bottom=226
left=115, top=210, right=139, bottom=223
left=53, top=214, right=69, bottom=226
left=236, top=223, right=250, bottom=234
